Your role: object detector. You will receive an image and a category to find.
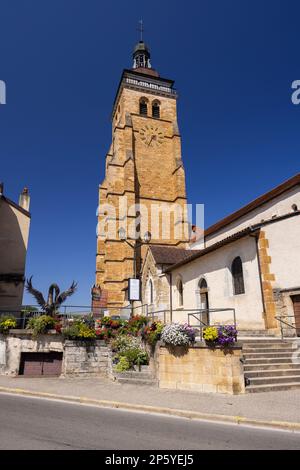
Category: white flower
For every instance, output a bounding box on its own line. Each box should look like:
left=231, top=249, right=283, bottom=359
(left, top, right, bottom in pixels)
left=161, top=323, right=191, bottom=346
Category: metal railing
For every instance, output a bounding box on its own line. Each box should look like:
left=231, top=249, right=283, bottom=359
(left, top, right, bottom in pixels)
left=188, top=308, right=237, bottom=342
left=275, top=315, right=299, bottom=339
left=145, top=309, right=172, bottom=324
left=144, top=307, right=237, bottom=341
left=0, top=305, right=94, bottom=330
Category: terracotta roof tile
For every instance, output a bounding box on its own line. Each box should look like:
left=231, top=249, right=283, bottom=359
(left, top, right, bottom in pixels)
left=150, top=245, right=200, bottom=265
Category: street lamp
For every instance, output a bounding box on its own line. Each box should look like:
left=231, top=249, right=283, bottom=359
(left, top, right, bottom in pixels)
left=118, top=228, right=152, bottom=316
left=118, top=227, right=127, bottom=241
left=143, top=231, right=152, bottom=244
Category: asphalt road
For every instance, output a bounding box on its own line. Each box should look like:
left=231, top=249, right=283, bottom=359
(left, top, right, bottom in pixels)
left=0, top=394, right=299, bottom=450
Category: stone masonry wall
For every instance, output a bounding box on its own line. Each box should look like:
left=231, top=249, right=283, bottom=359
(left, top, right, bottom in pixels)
left=0, top=333, right=109, bottom=377
left=158, top=344, right=245, bottom=395
left=63, top=340, right=109, bottom=377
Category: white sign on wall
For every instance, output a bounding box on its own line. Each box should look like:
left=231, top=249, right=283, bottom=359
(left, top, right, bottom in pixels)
left=128, top=278, right=141, bottom=301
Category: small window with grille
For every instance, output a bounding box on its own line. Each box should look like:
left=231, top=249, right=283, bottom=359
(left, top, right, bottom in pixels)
left=152, top=102, right=160, bottom=118
left=139, top=99, right=148, bottom=116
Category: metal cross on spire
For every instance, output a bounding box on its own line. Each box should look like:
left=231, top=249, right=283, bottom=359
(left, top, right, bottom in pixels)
left=138, top=19, right=144, bottom=41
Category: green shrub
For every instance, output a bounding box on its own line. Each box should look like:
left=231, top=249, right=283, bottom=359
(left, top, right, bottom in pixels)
left=62, top=322, right=96, bottom=340
left=111, top=334, right=140, bottom=353
left=77, top=323, right=96, bottom=339
left=0, top=316, right=17, bottom=334
left=120, top=347, right=147, bottom=366
left=114, top=356, right=130, bottom=372
left=125, top=315, right=149, bottom=335
left=61, top=324, right=80, bottom=339
left=142, top=321, right=164, bottom=346
left=26, top=315, right=56, bottom=337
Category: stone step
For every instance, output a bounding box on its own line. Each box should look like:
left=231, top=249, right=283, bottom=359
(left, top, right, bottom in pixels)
left=242, top=343, right=296, bottom=350
left=116, top=377, right=158, bottom=386
left=114, top=371, right=154, bottom=380
left=244, top=357, right=295, bottom=365
left=243, top=347, right=297, bottom=354
left=244, top=362, right=300, bottom=371
left=246, top=382, right=300, bottom=393
left=238, top=330, right=278, bottom=337
left=239, top=337, right=282, bottom=342
left=245, top=368, right=300, bottom=378
left=243, top=351, right=295, bottom=359
left=249, top=375, right=300, bottom=386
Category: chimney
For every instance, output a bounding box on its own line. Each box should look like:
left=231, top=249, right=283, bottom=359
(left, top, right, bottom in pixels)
left=0, top=182, right=3, bottom=196
left=19, top=187, right=30, bottom=211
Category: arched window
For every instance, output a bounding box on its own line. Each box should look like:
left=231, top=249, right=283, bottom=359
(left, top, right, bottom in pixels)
left=148, top=279, right=154, bottom=304
left=139, top=98, right=148, bottom=116
left=232, top=257, right=245, bottom=295
left=177, top=279, right=183, bottom=307
left=152, top=101, right=160, bottom=118
left=199, top=278, right=207, bottom=291
left=198, top=278, right=209, bottom=324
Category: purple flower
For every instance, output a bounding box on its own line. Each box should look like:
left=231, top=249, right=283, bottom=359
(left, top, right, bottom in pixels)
left=216, top=325, right=237, bottom=347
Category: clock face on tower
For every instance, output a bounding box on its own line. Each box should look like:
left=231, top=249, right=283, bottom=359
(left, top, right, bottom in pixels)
left=139, top=125, right=164, bottom=147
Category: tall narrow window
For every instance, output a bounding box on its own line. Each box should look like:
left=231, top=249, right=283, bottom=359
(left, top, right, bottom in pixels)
left=198, top=278, right=209, bottom=325
left=139, top=98, right=148, bottom=116
left=152, top=101, right=160, bottom=118
left=232, top=257, right=245, bottom=295
left=177, top=279, right=183, bottom=307
left=148, top=279, right=154, bottom=304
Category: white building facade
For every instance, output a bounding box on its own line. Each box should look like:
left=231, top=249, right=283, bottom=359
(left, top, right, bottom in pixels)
left=141, top=174, right=300, bottom=335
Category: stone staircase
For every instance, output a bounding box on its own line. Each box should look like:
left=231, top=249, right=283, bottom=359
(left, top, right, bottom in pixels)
left=113, top=365, right=158, bottom=386
left=242, top=337, right=300, bottom=393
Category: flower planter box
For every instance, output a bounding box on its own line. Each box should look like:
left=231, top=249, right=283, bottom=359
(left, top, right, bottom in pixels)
left=158, top=343, right=245, bottom=395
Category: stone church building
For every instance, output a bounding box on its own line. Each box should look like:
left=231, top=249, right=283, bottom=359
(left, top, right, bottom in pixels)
left=141, top=174, right=300, bottom=334
left=93, top=39, right=189, bottom=311
left=93, top=39, right=300, bottom=336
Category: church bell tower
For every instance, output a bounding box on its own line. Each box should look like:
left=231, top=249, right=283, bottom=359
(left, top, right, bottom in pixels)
left=94, top=33, right=189, bottom=311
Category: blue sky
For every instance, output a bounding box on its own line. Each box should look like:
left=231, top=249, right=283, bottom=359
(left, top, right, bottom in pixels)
left=0, top=0, right=299, bottom=305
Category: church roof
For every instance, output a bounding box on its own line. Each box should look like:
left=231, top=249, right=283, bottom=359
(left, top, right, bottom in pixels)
left=164, top=227, right=256, bottom=273
left=164, top=208, right=300, bottom=272
left=0, top=191, right=31, bottom=218
left=205, top=173, right=300, bottom=238
left=150, top=245, right=200, bottom=266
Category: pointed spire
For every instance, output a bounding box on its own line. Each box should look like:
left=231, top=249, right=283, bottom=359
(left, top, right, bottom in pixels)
left=138, top=19, right=144, bottom=41
left=132, top=20, right=151, bottom=70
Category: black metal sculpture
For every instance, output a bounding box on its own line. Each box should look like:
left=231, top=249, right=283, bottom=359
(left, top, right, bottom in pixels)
left=25, top=277, right=77, bottom=316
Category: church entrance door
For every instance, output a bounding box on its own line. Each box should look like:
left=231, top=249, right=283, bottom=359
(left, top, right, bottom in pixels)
left=292, top=295, right=300, bottom=336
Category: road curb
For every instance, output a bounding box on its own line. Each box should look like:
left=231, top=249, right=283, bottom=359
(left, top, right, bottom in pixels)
left=0, top=385, right=300, bottom=432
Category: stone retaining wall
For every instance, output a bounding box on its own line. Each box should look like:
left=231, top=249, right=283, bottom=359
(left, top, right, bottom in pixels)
left=158, top=343, right=245, bottom=394
left=0, top=332, right=109, bottom=377
left=63, top=340, right=108, bottom=376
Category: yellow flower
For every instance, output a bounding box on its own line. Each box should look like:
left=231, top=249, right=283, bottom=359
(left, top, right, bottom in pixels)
left=203, top=326, right=218, bottom=341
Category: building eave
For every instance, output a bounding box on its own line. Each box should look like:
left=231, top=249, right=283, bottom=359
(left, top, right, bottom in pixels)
left=0, top=195, right=31, bottom=218
left=165, top=210, right=300, bottom=273
left=204, top=173, right=300, bottom=239
left=164, top=227, right=259, bottom=273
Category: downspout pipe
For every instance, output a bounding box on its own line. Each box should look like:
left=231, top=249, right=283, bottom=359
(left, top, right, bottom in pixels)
left=250, top=228, right=266, bottom=315
left=170, top=272, right=173, bottom=323
left=165, top=270, right=173, bottom=323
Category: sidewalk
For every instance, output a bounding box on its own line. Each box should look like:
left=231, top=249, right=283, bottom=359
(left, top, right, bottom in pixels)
left=0, top=375, right=300, bottom=429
